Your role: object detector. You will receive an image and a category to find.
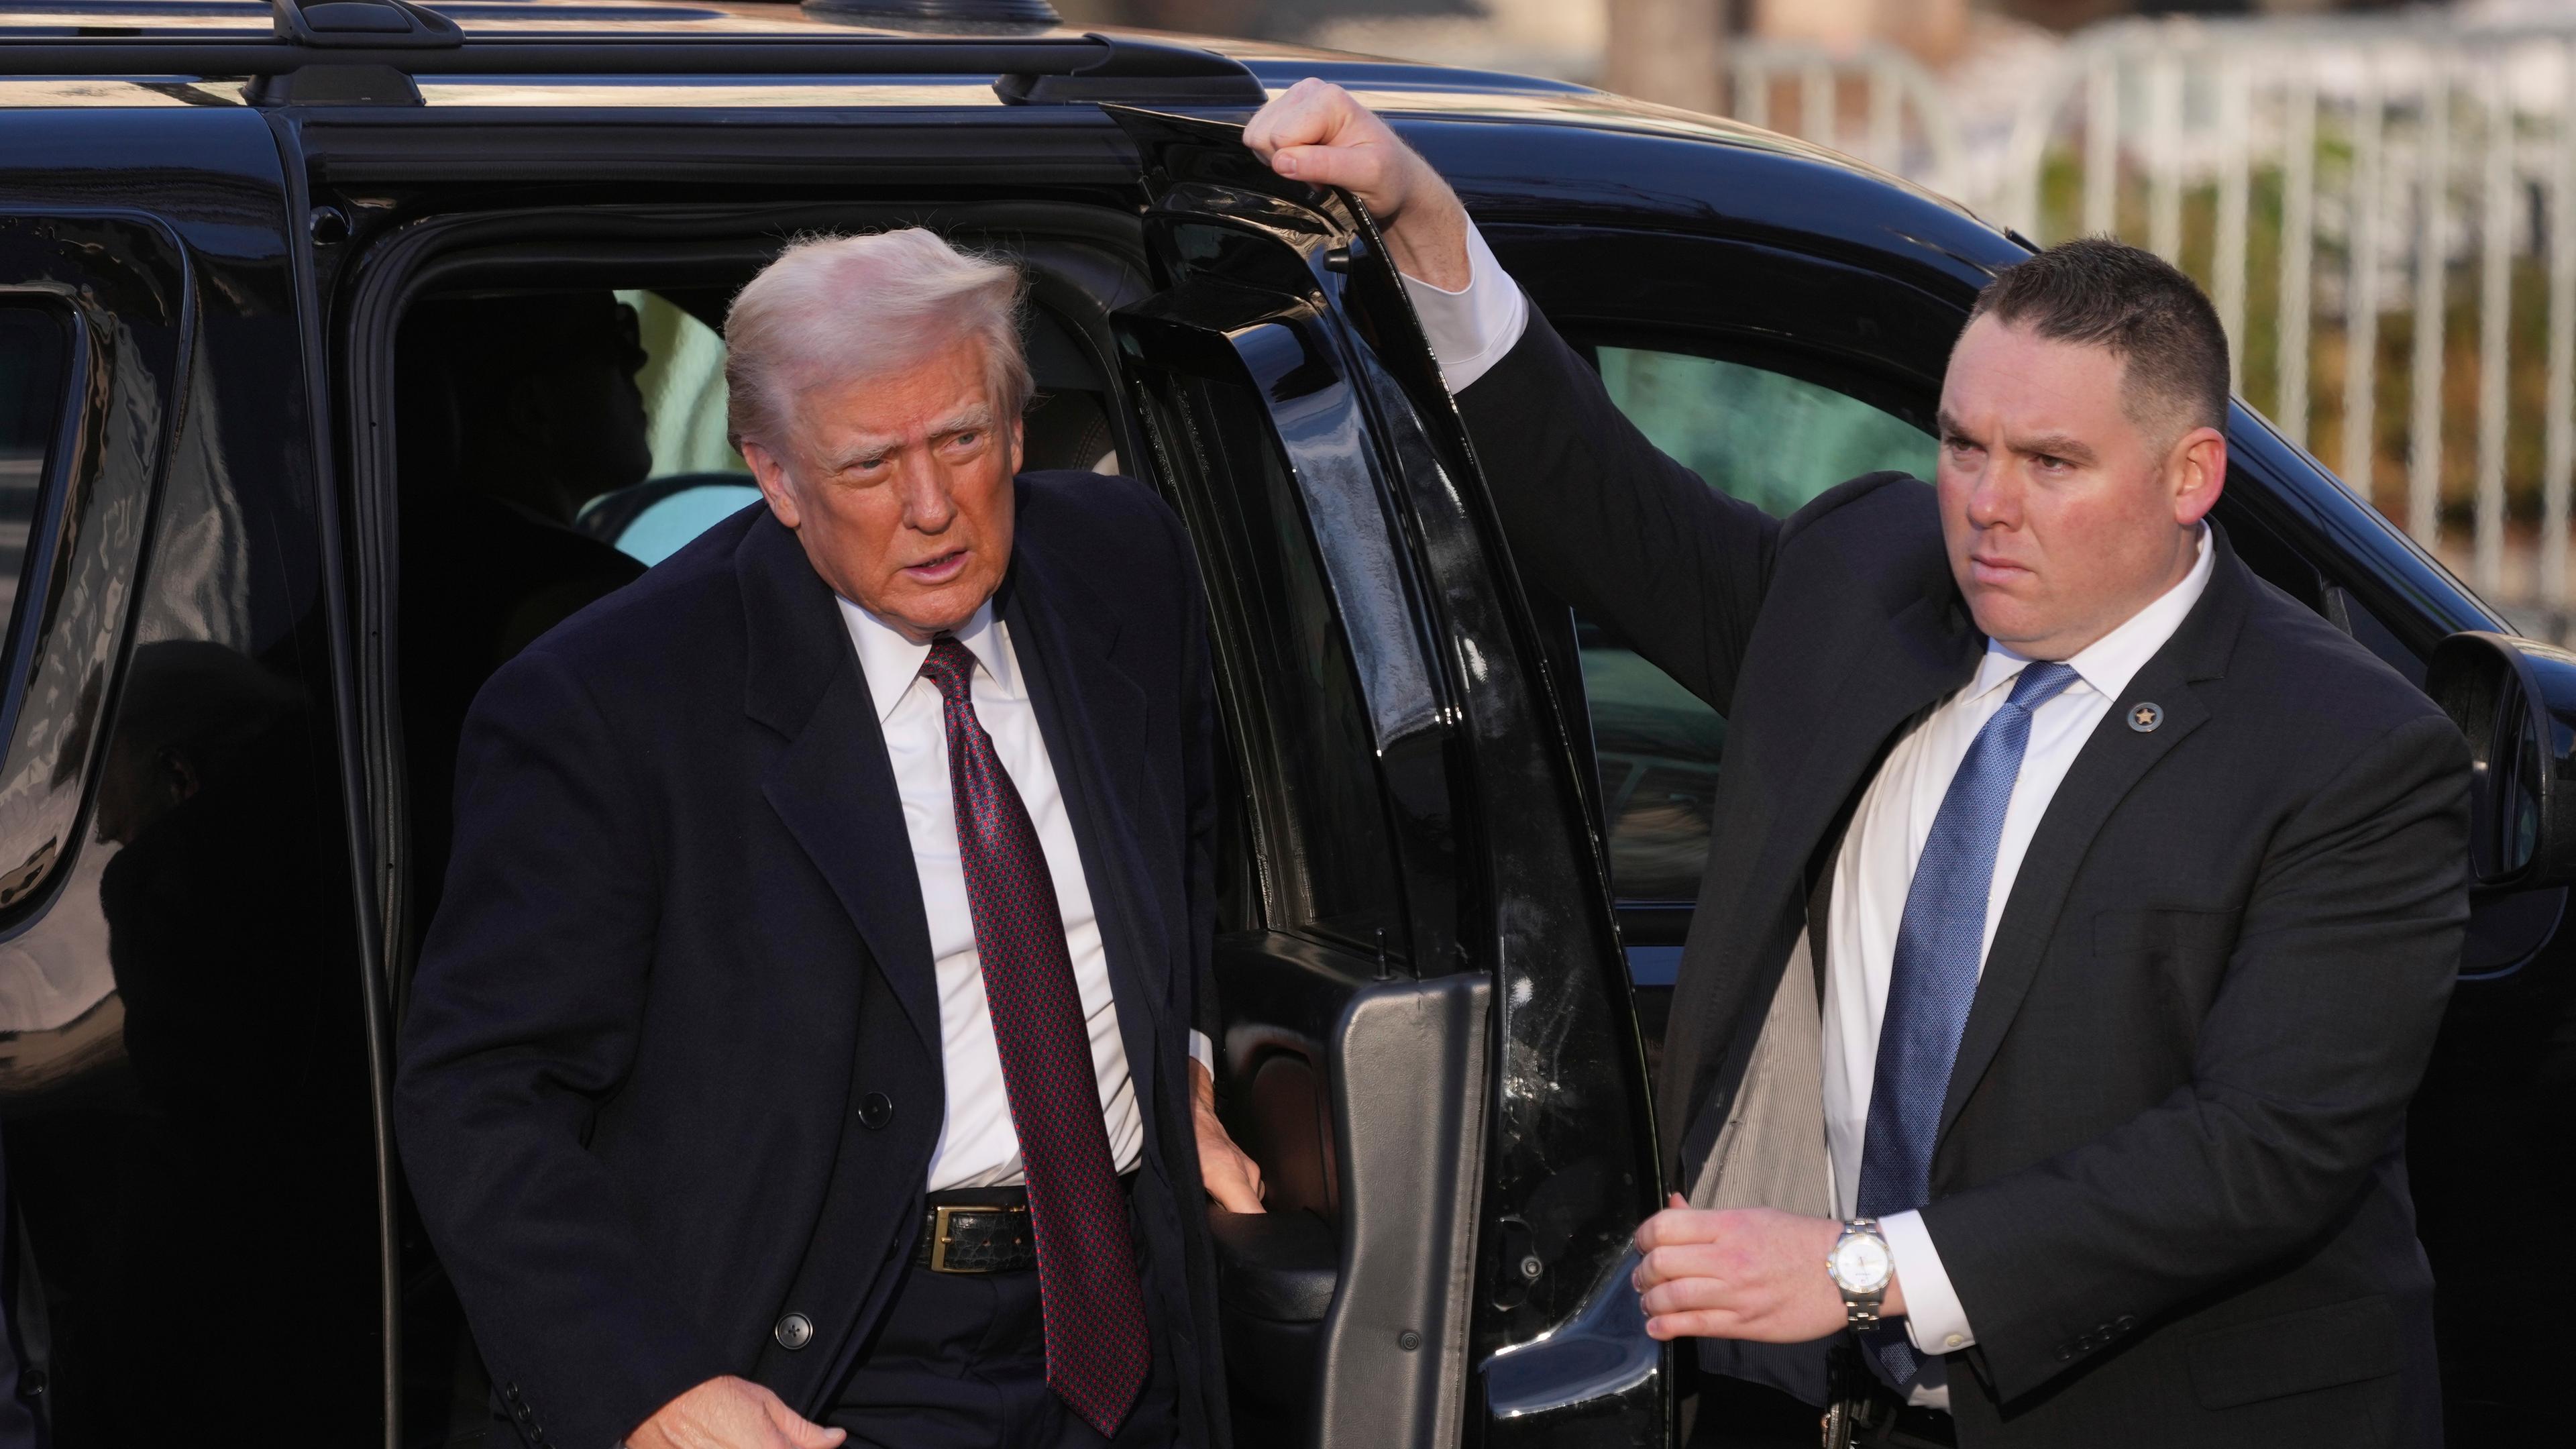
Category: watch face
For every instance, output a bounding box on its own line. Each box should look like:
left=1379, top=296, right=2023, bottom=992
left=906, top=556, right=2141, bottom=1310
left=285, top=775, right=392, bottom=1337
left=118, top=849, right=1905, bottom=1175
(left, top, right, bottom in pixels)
left=1829, top=1231, right=1893, bottom=1294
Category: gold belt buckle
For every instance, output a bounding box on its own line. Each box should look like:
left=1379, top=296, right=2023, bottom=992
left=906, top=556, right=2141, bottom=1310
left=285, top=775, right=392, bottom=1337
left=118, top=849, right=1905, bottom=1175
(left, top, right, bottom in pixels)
left=928, top=1203, right=1010, bottom=1274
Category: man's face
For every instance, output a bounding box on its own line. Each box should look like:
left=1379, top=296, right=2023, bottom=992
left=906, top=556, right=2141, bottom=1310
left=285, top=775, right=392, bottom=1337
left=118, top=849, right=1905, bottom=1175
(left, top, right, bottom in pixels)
left=1935, top=315, right=2226, bottom=660
left=507, top=300, right=652, bottom=519
left=743, top=336, right=1021, bottom=642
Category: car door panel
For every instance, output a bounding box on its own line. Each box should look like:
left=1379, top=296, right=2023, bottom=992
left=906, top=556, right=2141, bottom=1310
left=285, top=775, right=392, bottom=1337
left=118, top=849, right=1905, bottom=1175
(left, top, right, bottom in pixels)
left=1109, top=109, right=1663, bottom=1448
left=0, top=109, right=384, bottom=1444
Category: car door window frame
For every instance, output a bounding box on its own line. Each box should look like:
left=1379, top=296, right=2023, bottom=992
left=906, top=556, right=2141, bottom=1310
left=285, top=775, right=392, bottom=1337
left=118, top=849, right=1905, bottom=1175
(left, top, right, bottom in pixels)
left=0, top=216, right=192, bottom=926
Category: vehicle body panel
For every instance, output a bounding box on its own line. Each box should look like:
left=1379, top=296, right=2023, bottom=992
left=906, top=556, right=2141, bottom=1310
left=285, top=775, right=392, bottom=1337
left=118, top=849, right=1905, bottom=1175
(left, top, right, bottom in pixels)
left=0, top=4, right=2554, bottom=1443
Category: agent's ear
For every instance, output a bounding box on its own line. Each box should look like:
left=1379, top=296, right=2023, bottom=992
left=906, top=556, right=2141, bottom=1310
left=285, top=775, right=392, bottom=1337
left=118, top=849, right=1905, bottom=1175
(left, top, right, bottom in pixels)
left=2168, top=424, right=2228, bottom=527
left=500, top=383, right=554, bottom=447
left=741, top=439, right=803, bottom=530
left=156, top=746, right=199, bottom=809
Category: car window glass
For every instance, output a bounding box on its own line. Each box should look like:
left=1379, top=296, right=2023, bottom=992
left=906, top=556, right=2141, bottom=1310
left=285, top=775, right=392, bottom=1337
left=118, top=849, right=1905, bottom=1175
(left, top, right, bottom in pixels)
left=0, top=305, right=66, bottom=643
left=621, top=288, right=749, bottom=481
left=1134, top=371, right=1406, bottom=952
left=608, top=480, right=765, bottom=565
left=1582, top=345, right=1934, bottom=904
left=567, top=290, right=763, bottom=566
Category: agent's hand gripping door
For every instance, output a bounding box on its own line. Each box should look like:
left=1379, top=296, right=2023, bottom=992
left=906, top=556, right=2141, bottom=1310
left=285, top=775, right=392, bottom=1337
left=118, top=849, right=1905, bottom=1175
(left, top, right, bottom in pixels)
left=1106, top=109, right=1668, bottom=1449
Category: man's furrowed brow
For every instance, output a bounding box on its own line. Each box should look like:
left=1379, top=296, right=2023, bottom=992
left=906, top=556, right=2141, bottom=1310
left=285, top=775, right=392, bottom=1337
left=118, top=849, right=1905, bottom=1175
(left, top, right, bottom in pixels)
left=2011, top=431, right=2100, bottom=466
left=1936, top=410, right=1976, bottom=443
left=823, top=434, right=898, bottom=470
left=820, top=407, right=995, bottom=470
left=930, top=405, right=997, bottom=436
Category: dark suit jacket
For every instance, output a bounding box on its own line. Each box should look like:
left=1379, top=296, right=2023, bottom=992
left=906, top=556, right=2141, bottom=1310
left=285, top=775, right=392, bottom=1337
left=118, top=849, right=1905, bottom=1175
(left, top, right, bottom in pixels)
left=1460, top=311, right=2470, bottom=1448
left=393, top=474, right=1226, bottom=1449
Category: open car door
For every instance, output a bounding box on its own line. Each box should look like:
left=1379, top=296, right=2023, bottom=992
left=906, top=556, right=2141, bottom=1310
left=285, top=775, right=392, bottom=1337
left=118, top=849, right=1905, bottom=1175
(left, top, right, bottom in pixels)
left=1104, top=109, right=1671, bottom=1449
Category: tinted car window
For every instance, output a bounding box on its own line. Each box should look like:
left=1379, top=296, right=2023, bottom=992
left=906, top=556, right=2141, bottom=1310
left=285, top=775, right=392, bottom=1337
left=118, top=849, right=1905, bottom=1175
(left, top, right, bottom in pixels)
left=1582, top=345, right=1934, bottom=903
left=576, top=290, right=760, bottom=565
left=0, top=306, right=66, bottom=639
left=625, top=288, right=747, bottom=480
left=1134, top=372, right=1406, bottom=952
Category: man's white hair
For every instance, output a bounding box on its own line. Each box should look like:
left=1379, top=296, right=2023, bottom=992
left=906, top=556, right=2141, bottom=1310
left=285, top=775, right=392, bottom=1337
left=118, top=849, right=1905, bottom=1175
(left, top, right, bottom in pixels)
left=724, top=227, right=1032, bottom=455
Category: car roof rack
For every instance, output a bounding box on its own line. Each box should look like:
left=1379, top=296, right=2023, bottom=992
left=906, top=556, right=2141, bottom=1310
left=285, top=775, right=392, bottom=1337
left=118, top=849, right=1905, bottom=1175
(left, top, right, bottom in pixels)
left=0, top=0, right=1268, bottom=107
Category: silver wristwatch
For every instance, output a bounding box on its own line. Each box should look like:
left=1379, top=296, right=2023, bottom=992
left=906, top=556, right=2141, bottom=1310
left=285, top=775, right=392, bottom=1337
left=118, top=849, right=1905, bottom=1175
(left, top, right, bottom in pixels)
left=1826, top=1218, right=1894, bottom=1329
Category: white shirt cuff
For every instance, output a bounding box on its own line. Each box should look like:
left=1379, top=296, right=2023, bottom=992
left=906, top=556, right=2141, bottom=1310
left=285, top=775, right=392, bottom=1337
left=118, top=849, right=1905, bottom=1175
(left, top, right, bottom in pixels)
left=1883, top=1210, right=1976, bottom=1355
left=1188, top=1030, right=1215, bottom=1077
left=1399, top=219, right=1530, bottom=396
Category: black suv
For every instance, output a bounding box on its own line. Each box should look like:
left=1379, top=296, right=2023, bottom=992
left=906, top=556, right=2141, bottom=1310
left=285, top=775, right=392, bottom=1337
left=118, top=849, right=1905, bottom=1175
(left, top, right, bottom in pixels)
left=0, top=1, right=2562, bottom=1444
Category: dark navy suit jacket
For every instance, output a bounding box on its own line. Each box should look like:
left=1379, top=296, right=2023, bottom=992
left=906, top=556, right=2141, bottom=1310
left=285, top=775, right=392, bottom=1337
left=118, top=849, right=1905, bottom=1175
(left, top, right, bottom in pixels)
left=1460, top=311, right=2470, bottom=1448
left=393, top=473, right=1226, bottom=1449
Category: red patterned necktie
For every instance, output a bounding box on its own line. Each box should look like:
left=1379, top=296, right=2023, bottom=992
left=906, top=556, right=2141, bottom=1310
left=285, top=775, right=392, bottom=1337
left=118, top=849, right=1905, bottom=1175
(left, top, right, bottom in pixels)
left=919, top=635, right=1150, bottom=1438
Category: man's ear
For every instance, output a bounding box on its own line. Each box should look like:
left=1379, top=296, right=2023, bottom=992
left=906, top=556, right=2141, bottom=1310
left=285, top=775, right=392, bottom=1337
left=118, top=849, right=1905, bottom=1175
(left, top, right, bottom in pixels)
left=157, top=747, right=200, bottom=808
left=1007, top=415, right=1026, bottom=478
left=741, top=440, right=802, bottom=530
left=502, top=385, right=554, bottom=449
left=2168, top=425, right=2227, bottom=527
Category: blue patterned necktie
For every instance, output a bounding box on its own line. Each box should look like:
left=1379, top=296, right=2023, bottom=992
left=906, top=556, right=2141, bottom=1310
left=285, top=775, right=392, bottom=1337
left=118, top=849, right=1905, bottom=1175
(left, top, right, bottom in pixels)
left=1856, top=660, right=2080, bottom=1388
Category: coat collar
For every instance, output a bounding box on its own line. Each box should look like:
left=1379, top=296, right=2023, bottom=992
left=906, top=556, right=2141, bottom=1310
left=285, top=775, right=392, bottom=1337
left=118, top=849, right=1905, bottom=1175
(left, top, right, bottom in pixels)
left=996, top=494, right=1171, bottom=1089
left=738, top=511, right=944, bottom=1057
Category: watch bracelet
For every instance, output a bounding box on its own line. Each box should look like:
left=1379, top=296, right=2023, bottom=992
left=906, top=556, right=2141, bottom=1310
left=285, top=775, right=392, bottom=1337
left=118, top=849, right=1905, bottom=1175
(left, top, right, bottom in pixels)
left=1832, top=1217, right=1889, bottom=1329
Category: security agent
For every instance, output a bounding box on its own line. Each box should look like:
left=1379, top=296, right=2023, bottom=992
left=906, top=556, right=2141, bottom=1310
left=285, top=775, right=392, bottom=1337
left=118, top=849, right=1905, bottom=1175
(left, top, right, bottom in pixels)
left=1246, top=80, right=2469, bottom=1448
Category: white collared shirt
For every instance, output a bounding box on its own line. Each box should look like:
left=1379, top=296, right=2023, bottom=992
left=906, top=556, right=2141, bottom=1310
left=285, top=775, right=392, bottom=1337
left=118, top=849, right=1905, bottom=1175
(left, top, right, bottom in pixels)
left=1824, top=527, right=2212, bottom=1398
left=1401, top=226, right=2215, bottom=1392
left=837, top=597, right=1210, bottom=1192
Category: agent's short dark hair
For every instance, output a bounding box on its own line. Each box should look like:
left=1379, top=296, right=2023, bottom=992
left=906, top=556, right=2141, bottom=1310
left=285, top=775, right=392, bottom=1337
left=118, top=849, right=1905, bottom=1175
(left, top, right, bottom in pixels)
left=1967, top=236, right=2230, bottom=439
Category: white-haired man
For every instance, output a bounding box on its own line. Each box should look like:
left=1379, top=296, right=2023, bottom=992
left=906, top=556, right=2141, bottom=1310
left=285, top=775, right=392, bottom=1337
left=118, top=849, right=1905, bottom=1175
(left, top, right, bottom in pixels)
left=395, top=229, right=1263, bottom=1449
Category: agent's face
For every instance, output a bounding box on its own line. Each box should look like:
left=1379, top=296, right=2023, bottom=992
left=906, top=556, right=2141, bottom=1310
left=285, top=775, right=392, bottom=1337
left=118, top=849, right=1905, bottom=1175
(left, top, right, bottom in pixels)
left=743, top=337, right=1021, bottom=643
left=1935, top=315, right=2226, bottom=660
left=514, top=301, right=652, bottom=518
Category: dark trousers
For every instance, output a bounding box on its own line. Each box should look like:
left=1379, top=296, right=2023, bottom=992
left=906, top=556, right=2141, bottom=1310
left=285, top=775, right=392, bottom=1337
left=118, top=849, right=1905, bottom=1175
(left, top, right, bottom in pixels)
left=828, top=1262, right=1181, bottom=1449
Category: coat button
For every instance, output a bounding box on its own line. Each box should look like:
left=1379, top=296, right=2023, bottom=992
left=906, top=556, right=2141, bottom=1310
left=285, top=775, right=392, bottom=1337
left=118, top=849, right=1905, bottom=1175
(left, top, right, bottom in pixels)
left=775, top=1312, right=814, bottom=1350
left=858, top=1093, right=892, bottom=1130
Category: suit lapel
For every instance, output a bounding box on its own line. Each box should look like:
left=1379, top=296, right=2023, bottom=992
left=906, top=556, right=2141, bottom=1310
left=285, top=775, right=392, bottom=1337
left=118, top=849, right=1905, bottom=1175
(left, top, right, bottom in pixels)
left=738, top=514, right=942, bottom=1057
left=1673, top=584, right=1978, bottom=1170
left=998, top=503, right=1173, bottom=1104
left=1936, top=538, right=2254, bottom=1144
left=1747, top=586, right=1983, bottom=937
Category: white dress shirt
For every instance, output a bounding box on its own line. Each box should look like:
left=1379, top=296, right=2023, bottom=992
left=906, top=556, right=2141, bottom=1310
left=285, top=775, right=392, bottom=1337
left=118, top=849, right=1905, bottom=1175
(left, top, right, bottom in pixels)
left=1402, top=227, right=2214, bottom=1395
left=1822, top=527, right=2211, bottom=1400
left=837, top=597, right=1211, bottom=1193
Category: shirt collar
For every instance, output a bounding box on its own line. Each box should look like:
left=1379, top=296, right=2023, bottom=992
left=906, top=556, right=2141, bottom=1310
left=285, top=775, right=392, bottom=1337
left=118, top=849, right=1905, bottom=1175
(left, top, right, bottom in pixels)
left=1968, top=525, right=2215, bottom=704
left=835, top=594, right=1019, bottom=723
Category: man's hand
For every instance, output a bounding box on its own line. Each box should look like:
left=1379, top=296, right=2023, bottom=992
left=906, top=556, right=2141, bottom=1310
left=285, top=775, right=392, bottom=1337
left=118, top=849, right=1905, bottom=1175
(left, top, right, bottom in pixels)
left=1191, top=1058, right=1266, bottom=1214
left=1631, top=1198, right=1907, bottom=1343
left=627, top=1377, right=846, bottom=1449
left=1244, top=77, right=1474, bottom=290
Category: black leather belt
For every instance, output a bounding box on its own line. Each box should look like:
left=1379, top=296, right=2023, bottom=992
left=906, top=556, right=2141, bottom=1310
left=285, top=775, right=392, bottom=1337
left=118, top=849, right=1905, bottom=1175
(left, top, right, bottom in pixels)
left=912, top=1187, right=1036, bottom=1273
left=910, top=1177, right=1138, bottom=1274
